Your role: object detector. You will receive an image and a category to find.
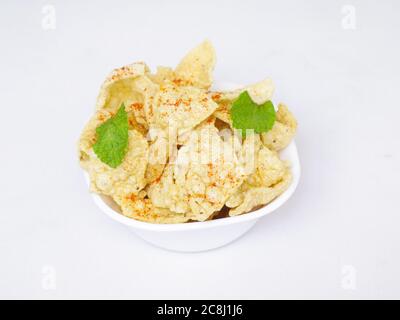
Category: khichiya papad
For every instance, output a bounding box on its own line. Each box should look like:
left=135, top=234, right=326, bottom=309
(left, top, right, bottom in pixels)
left=78, top=41, right=297, bottom=224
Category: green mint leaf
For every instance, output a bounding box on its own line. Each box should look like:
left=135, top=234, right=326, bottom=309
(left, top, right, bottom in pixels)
left=231, top=91, right=276, bottom=138
left=93, top=104, right=129, bottom=168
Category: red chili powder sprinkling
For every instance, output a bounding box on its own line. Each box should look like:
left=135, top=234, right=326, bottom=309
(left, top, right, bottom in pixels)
left=173, top=98, right=192, bottom=107
left=127, top=194, right=137, bottom=201
left=172, top=78, right=183, bottom=86
left=207, top=163, right=214, bottom=177
left=174, top=98, right=183, bottom=107
left=212, top=93, right=221, bottom=100
left=154, top=176, right=162, bottom=184
left=130, top=102, right=144, bottom=111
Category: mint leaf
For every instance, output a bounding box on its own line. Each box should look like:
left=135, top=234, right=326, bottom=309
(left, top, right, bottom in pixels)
left=93, top=104, right=129, bottom=168
left=231, top=91, right=276, bottom=137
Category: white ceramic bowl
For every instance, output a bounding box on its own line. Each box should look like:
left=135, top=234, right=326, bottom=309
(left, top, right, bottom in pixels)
left=84, top=82, right=301, bottom=252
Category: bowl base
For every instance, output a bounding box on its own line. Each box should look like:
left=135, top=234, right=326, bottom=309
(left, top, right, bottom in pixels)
left=132, top=219, right=258, bottom=252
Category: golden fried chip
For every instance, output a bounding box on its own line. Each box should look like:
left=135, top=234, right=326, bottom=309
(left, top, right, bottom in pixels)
left=145, top=129, right=169, bottom=184
left=147, top=123, right=247, bottom=221
left=261, top=103, right=297, bottom=151
left=246, top=145, right=289, bottom=188
left=96, top=62, right=148, bottom=111
left=114, top=194, right=190, bottom=224
left=228, top=172, right=292, bottom=216
left=80, top=129, right=149, bottom=198
left=125, top=76, right=159, bottom=129
left=213, top=100, right=232, bottom=126
left=95, top=62, right=158, bottom=130
left=175, top=40, right=216, bottom=89
left=226, top=143, right=290, bottom=215
left=149, top=66, right=176, bottom=85
left=146, top=165, right=190, bottom=214
left=213, top=79, right=275, bottom=104
left=145, top=83, right=218, bottom=136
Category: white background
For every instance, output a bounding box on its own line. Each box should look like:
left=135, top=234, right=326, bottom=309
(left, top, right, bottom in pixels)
left=0, top=0, right=399, bottom=299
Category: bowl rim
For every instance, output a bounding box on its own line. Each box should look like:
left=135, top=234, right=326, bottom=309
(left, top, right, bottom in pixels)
left=86, top=141, right=300, bottom=232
